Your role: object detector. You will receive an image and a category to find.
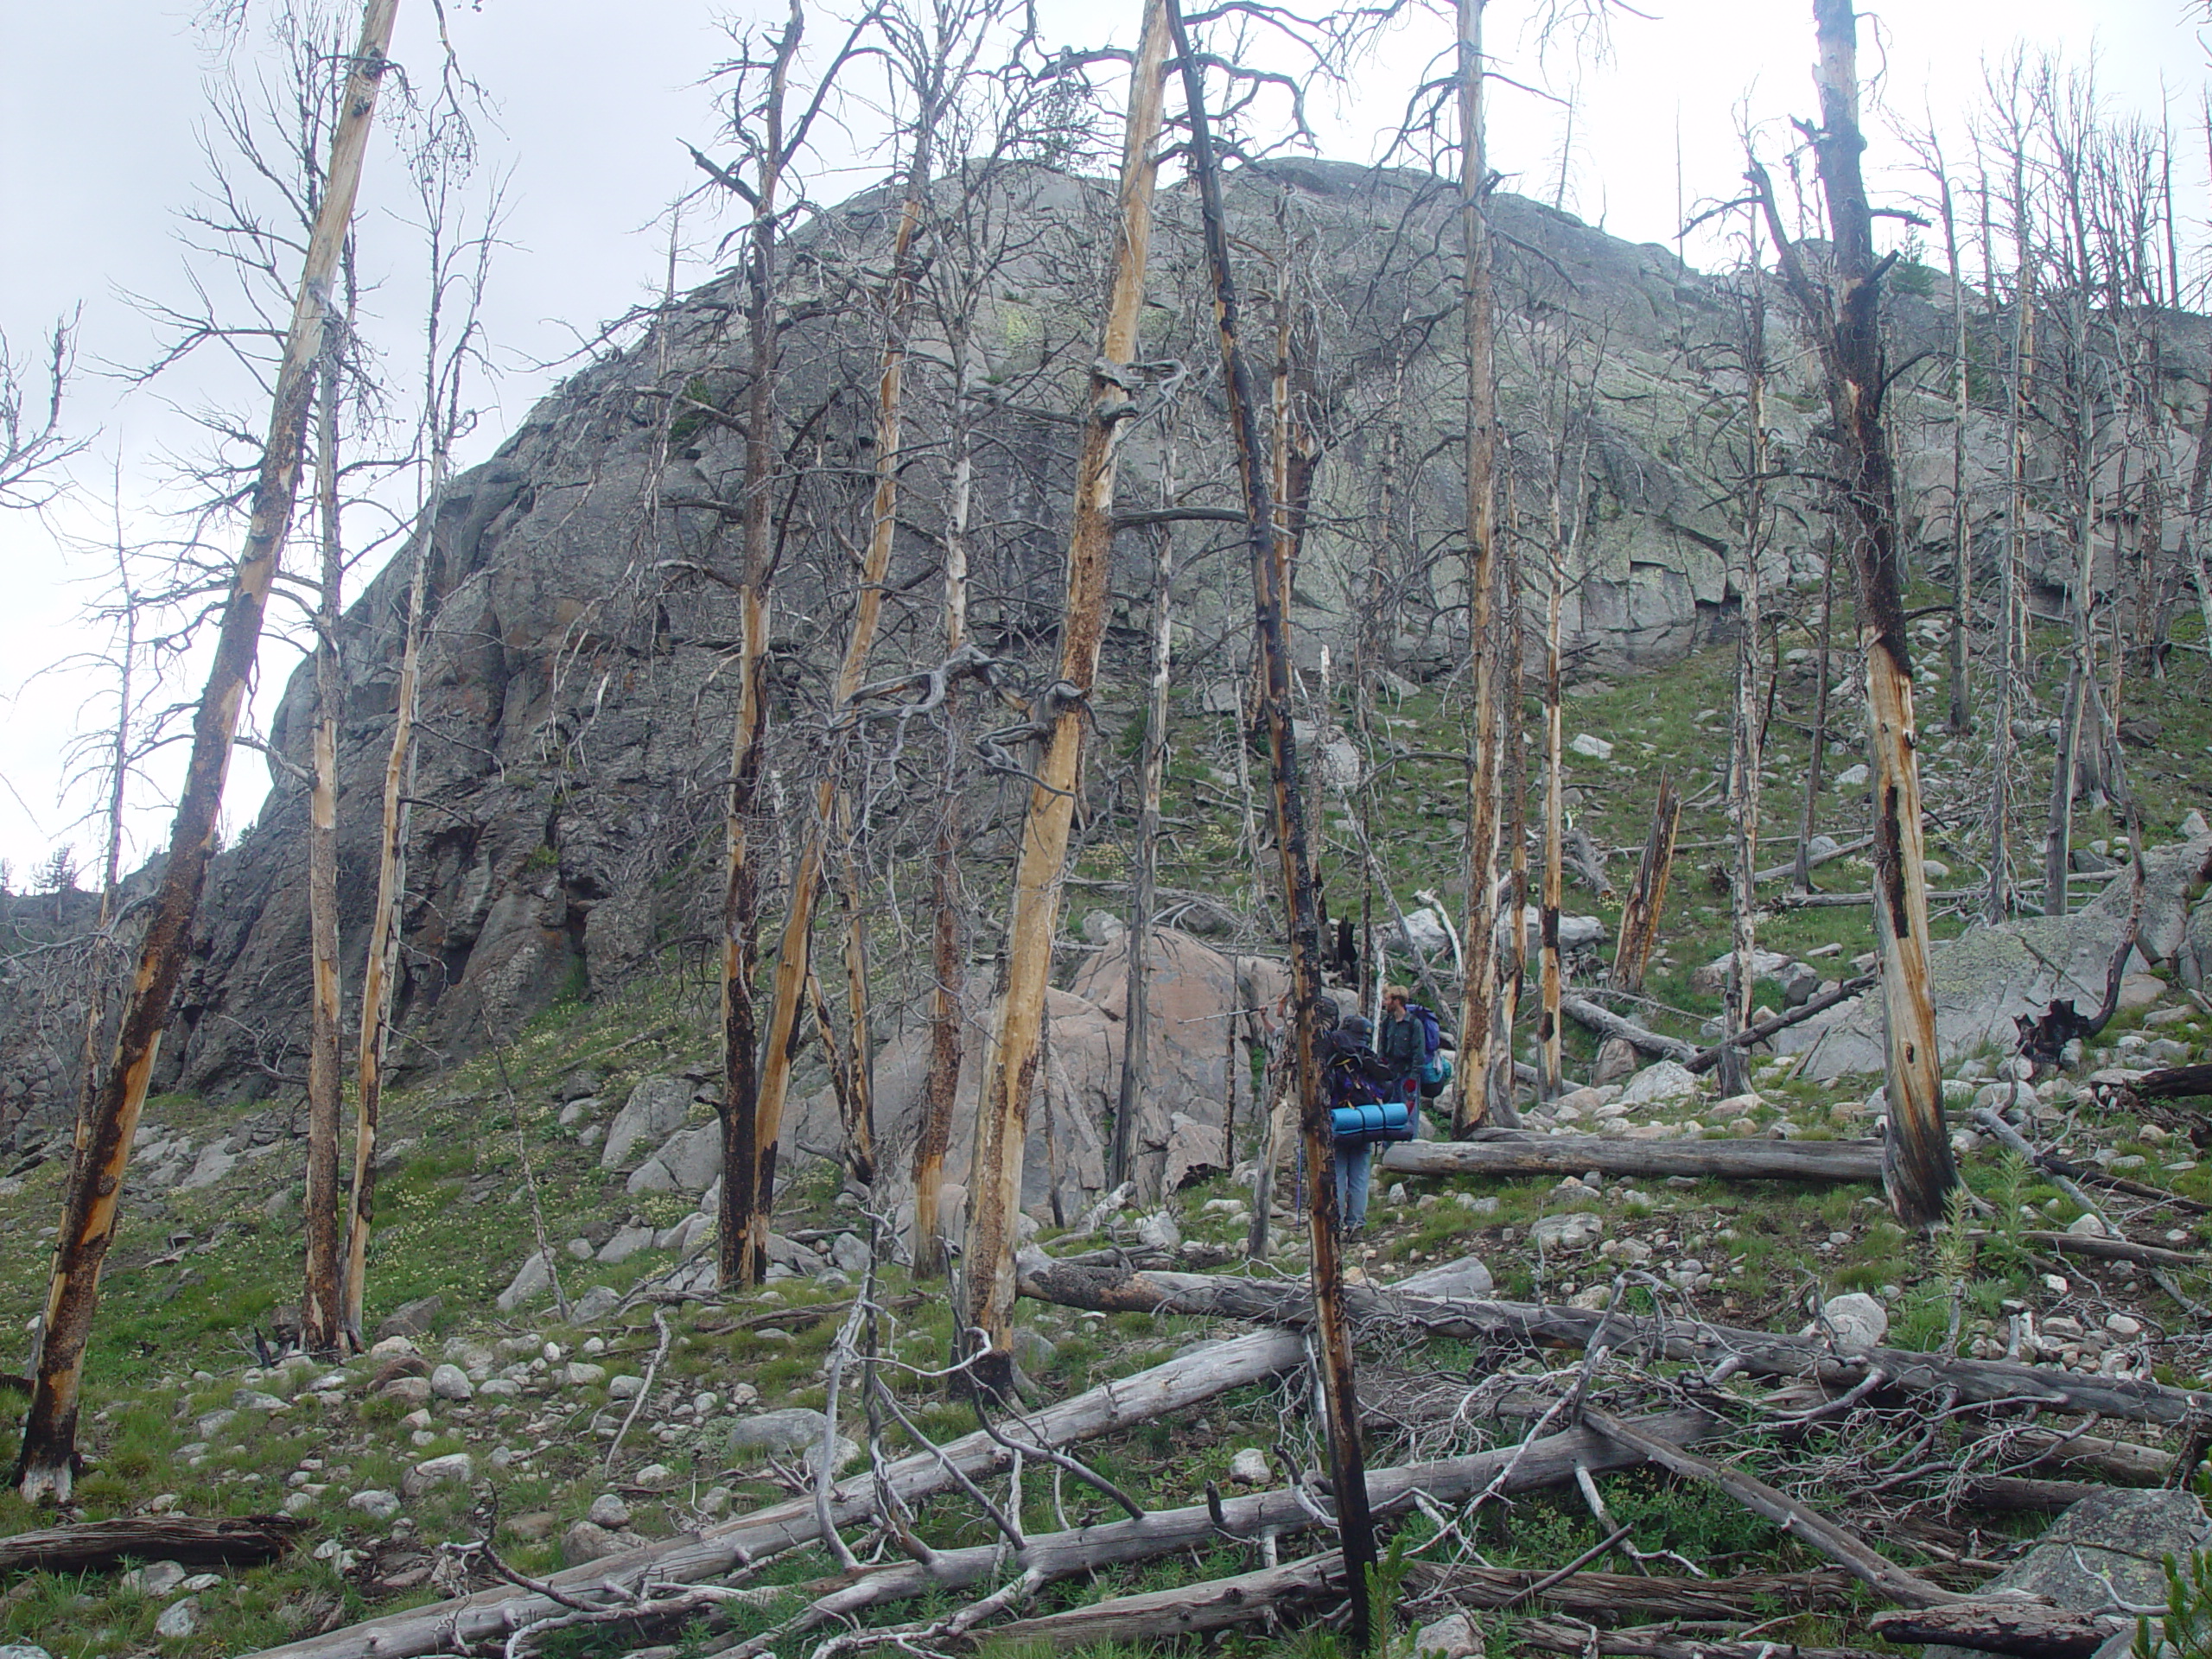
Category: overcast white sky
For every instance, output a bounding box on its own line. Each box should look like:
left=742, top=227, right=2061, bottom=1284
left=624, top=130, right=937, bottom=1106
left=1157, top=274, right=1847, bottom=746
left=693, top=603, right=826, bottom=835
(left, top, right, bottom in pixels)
left=0, top=0, right=2203, bottom=881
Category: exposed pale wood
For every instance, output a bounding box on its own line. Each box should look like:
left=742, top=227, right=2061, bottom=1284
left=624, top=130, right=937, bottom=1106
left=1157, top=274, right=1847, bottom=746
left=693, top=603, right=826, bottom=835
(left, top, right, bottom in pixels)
left=1586, top=1408, right=1962, bottom=1607
left=1958, top=1475, right=2113, bottom=1511
left=1756, top=0, right=1955, bottom=1228
left=15, top=0, right=401, bottom=1502
left=240, top=1325, right=1305, bottom=1659
left=1612, top=772, right=1681, bottom=993
left=1456, top=0, right=1503, bottom=1137
left=1516, top=1624, right=1891, bottom=1659
left=2008, top=1427, right=2175, bottom=1484
left=716, top=1411, right=1716, bottom=1656
left=1871, top=1600, right=2111, bottom=1659
left=963, top=0, right=1170, bottom=1388
left=1015, top=1261, right=2212, bottom=1427
left=1560, top=995, right=1700, bottom=1063
left=0, top=1514, right=302, bottom=1573
left=2020, top=1230, right=2204, bottom=1269
left=1378, top=1135, right=1884, bottom=1183
left=1163, top=4, right=1376, bottom=1635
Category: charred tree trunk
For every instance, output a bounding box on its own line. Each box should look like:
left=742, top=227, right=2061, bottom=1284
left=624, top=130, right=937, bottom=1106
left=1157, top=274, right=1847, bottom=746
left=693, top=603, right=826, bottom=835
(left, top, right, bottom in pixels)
left=715, top=3, right=811, bottom=1289
left=15, top=0, right=399, bottom=1502
left=963, top=0, right=1169, bottom=1386
left=740, top=102, right=929, bottom=1277
left=1454, top=0, right=1503, bottom=1140
left=1539, top=485, right=1566, bottom=1103
left=1165, top=2, right=1378, bottom=1637
left=1753, top=0, right=1955, bottom=1228
left=1113, top=521, right=1173, bottom=1192
left=1612, top=772, right=1680, bottom=995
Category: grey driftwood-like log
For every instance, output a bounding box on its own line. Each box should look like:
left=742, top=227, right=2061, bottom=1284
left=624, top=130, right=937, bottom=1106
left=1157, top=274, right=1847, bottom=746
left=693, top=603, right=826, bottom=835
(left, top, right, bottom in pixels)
left=718, top=1410, right=1717, bottom=1656
left=1560, top=995, right=1700, bottom=1062
left=2020, top=1230, right=2206, bottom=1269
left=1585, top=1408, right=1962, bottom=1607
left=1014, top=1261, right=2212, bottom=1427
left=1754, top=833, right=1872, bottom=887
left=2008, top=1427, right=2174, bottom=1484
left=1869, top=1602, right=2113, bottom=1659
left=983, top=1548, right=1351, bottom=1645
left=1684, top=975, right=1875, bottom=1073
left=0, top=1514, right=303, bottom=1573
left=1516, top=1625, right=1891, bottom=1659
left=1958, top=1475, right=2113, bottom=1511
left=1377, top=1135, right=1883, bottom=1183
left=238, top=1326, right=1303, bottom=1659
left=1414, top=1562, right=1853, bottom=1623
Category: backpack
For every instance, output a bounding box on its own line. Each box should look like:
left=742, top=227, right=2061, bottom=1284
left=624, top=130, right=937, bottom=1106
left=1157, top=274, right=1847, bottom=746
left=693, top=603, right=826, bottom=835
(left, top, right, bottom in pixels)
left=1322, top=1032, right=1410, bottom=1144
left=1406, top=1002, right=1452, bottom=1098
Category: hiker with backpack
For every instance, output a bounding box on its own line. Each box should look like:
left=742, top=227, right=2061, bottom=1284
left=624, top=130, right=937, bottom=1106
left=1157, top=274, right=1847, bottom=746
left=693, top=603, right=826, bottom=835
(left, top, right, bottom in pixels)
left=1321, top=1013, right=1405, bottom=1234
left=1379, top=985, right=1453, bottom=1126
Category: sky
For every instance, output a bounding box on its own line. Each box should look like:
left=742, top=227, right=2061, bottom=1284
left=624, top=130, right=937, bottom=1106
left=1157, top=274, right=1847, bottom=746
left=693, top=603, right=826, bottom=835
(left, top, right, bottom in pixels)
left=0, top=0, right=2205, bottom=882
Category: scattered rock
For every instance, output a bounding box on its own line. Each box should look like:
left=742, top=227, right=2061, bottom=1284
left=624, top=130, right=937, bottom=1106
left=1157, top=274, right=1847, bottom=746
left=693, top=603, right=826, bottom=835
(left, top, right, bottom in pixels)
left=374, top=1295, right=444, bottom=1343
left=1617, top=1061, right=1700, bottom=1110
left=348, top=1490, right=401, bottom=1521
left=566, top=1361, right=608, bottom=1387
left=722, top=1408, right=859, bottom=1472
left=1591, top=1039, right=1640, bottom=1086
left=830, top=1232, right=870, bottom=1274
left=1529, top=1212, right=1602, bottom=1252
left=401, top=1452, right=474, bottom=1498
left=1399, top=1256, right=1495, bottom=1297
left=1568, top=733, right=1614, bottom=761
left=598, top=1224, right=655, bottom=1265
left=232, top=1389, right=289, bottom=1413
left=1832, top=762, right=1870, bottom=789
left=2065, top=1213, right=2109, bottom=1238
left=429, top=1363, right=474, bottom=1402
left=608, top=1374, right=645, bottom=1400
left=1414, top=1611, right=1480, bottom=1658
left=121, top=1560, right=188, bottom=1596
left=153, top=1598, right=200, bottom=1638
left=569, top=1286, right=624, bottom=1325
left=560, top=1521, right=633, bottom=1567
left=1228, top=1448, right=1271, bottom=1485
left=588, top=1493, right=632, bottom=1527
left=496, top=1250, right=562, bottom=1313
left=632, top=1462, right=677, bottom=1489
left=1013, top=1327, right=1059, bottom=1372
left=601, top=1077, right=694, bottom=1173
left=378, top=1376, right=433, bottom=1408
left=1813, top=1292, right=1888, bottom=1350
left=1134, top=1211, right=1181, bottom=1252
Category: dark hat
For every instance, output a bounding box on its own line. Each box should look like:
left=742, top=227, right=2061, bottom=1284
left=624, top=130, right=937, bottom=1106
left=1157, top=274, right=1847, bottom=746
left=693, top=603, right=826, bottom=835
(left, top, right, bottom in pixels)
left=1341, top=1015, right=1373, bottom=1039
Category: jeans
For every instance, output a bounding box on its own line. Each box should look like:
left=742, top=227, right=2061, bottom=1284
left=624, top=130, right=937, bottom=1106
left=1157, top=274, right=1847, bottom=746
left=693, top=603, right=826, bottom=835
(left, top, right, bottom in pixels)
left=1334, top=1140, right=1372, bottom=1233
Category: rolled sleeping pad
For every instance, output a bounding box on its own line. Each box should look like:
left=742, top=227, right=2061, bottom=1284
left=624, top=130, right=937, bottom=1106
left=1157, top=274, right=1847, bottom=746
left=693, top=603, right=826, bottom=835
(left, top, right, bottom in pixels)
left=1330, top=1099, right=1411, bottom=1140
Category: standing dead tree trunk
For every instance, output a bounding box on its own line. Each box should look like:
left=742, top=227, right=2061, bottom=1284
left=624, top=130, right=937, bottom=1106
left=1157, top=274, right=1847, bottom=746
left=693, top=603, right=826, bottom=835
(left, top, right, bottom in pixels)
left=1612, top=772, right=1680, bottom=994
left=302, top=302, right=351, bottom=1360
left=1114, top=517, right=1174, bottom=1191
left=1165, top=5, right=1379, bottom=1641
left=963, top=0, right=1170, bottom=1387
left=1454, top=0, right=1503, bottom=1139
left=1751, top=0, right=1955, bottom=1228
left=1791, top=530, right=1836, bottom=892
left=1719, top=255, right=1770, bottom=1101
left=14, top=0, right=400, bottom=1502
left=741, top=78, right=932, bottom=1277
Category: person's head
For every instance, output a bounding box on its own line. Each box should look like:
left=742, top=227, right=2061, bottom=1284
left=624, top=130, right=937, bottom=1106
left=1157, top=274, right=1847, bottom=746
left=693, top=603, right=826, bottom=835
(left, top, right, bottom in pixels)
left=1342, top=1015, right=1373, bottom=1042
left=1383, top=984, right=1409, bottom=1014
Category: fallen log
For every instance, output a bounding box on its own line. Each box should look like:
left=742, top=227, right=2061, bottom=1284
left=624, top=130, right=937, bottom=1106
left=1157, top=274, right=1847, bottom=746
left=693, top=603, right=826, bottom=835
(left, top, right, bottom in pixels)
left=1585, top=1408, right=1962, bottom=1608
left=1414, top=1562, right=1854, bottom=1622
left=2020, top=1230, right=2206, bottom=1270
left=1015, top=1262, right=2212, bottom=1427
left=1957, top=1476, right=2111, bottom=1512
left=717, top=1410, right=1718, bottom=1656
left=2007, top=1427, right=2174, bottom=1484
left=987, top=1549, right=1885, bottom=1654
left=1870, top=1600, right=2113, bottom=1659
left=1516, top=1623, right=1892, bottom=1659
left=1755, top=833, right=1872, bottom=887
left=1561, top=995, right=1700, bottom=1064
left=1684, top=976, right=1875, bottom=1073
left=1379, top=1135, right=1882, bottom=1184
left=240, top=1326, right=1306, bottom=1659
left=0, top=1514, right=302, bottom=1573
left=2133, top=1064, right=2212, bottom=1100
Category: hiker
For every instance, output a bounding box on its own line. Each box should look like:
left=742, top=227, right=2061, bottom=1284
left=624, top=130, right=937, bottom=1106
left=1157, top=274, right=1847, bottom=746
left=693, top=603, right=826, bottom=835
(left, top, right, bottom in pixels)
left=1322, top=1013, right=1401, bottom=1234
left=1381, top=984, right=1453, bottom=1114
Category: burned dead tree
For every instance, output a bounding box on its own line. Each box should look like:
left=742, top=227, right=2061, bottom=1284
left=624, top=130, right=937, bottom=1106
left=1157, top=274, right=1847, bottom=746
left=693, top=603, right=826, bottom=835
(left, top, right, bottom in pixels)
left=1751, top=0, right=1955, bottom=1228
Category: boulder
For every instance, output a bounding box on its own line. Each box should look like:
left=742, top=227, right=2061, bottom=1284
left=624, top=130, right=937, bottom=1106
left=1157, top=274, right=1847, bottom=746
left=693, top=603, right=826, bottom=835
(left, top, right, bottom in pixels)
left=721, top=1408, right=860, bottom=1472
left=1228, top=1448, right=1271, bottom=1484
left=1567, top=733, right=1614, bottom=761
left=588, top=1493, right=632, bottom=1527
left=373, top=1295, right=443, bottom=1343
left=1923, top=1488, right=2209, bottom=1659
left=1617, top=1060, right=1699, bottom=1110
left=569, top=1285, right=622, bottom=1325
left=401, top=1452, right=474, bottom=1497
left=601, top=1077, right=693, bottom=1172
left=629, top=1123, right=720, bottom=1195
left=1783, top=834, right=2212, bottom=1080
left=1529, top=1212, right=1602, bottom=1252
left=1812, top=1292, right=1888, bottom=1350
left=598, top=1222, right=656, bottom=1264
left=1591, top=1038, right=1639, bottom=1086
left=495, top=1249, right=561, bottom=1313
left=429, top=1364, right=474, bottom=1402
left=153, top=1599, right=200, bottom=1639
left=120, top=1560, right=188, bottom=1596
left=1515, top=906, right=1607, bottom=950
left=1414, top=1613, right=1480, bottom=1657
left=347, top=1490, right=401, bottom=1521
left=560, top=1521, right=635, bottom=1567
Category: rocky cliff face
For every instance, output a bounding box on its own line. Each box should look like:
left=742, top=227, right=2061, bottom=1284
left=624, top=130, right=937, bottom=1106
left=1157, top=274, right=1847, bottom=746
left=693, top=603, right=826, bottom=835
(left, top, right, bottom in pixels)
left=12, top=157, right=2201, bottom=1113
